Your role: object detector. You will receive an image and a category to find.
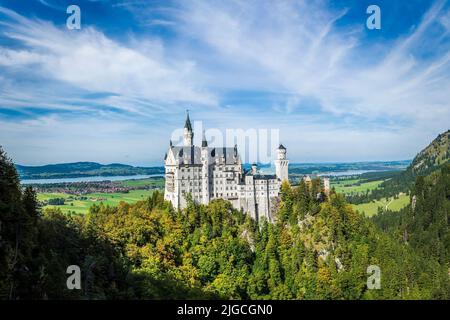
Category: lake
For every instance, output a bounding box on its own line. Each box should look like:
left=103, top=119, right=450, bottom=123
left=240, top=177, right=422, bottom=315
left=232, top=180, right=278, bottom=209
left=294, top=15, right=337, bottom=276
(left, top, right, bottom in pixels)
left=21, top=169, right=399, bottom=185
left=317, top=169, right=386, bottom=177
left=262, top=168, right=392, bottom=177
left=21, top=174, right=164, bottom=185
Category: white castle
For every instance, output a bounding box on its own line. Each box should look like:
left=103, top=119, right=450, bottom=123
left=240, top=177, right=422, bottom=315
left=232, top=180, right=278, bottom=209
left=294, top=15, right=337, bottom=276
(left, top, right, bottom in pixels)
left=164, top=112, right=289, bottom=222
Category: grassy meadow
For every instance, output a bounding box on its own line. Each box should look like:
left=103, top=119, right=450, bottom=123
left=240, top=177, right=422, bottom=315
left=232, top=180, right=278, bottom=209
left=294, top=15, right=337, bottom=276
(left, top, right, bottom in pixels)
left=118, top=178, right=165, bottom=188
left=353, top=193, right=410, bottom=217
left=330, top=175, right=409, bottom=216
left=38, top=189, right=157, bottom=215
left=331, top=178, right=384, bottom=194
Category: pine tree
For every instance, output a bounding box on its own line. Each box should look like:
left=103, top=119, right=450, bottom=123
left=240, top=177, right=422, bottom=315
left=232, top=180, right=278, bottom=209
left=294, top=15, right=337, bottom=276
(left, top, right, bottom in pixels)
left=0, top=146, right=29, bottom=299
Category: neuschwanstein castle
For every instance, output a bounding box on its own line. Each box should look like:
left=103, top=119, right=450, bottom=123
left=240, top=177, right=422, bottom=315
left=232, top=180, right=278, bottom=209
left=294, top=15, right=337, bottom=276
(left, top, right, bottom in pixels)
left=164, top=112, right=289, bottom=222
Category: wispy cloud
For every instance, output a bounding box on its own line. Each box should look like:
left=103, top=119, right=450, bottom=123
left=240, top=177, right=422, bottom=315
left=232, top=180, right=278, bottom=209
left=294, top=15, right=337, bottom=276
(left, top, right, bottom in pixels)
left=37, top=0, right=64, bottom=11
left=170, top=0, right=450, bottom=126
left=0, top=6, right=215, bottom=115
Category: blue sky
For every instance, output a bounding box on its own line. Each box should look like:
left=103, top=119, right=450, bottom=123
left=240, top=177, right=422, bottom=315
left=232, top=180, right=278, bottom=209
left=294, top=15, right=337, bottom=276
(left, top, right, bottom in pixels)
left=0, top=0, right=449, bottom=166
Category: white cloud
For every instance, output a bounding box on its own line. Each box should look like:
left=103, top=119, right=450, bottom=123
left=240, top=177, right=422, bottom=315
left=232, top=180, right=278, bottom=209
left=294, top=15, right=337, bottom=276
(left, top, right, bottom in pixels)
left=171, top=0, right=450, bottom=125
left=0, top=6, right=216, bottom=115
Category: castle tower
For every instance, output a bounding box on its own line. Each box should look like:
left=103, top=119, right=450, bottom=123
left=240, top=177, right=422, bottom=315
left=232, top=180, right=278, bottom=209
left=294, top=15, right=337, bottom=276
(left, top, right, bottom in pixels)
left=275, top=144, right=289, bottom=182
left=323, top=177, right=330, bottom=195
left=201, top=130, right=210, bottom=205
left=183, top=110, right=193, bottom=147
left=251, top=162, right=257, bottom=175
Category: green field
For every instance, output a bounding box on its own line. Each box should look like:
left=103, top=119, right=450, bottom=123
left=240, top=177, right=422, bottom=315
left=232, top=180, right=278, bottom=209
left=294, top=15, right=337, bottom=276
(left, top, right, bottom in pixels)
left=331, top=176, right=409, bottom=216
left=38, top=189, right=156, bottom=215
left=331, top=178, right=384, bottom=194
left=353, top=193, right=410, bottom=217
left=118, top=178, right=165, bottom=188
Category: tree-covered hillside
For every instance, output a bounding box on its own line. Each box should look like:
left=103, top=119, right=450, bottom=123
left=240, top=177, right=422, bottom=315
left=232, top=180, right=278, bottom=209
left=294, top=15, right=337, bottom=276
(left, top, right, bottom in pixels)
left=372, top=164, right=450, bottom=269
left=1, top=146, right=448, bottom=299
left=411, top=131, right=450, bottom=175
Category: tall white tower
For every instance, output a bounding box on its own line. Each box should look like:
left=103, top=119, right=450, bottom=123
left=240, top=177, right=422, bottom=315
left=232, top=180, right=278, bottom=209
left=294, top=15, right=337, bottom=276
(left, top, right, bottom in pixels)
left=201, top=130, right=210, bottom=205
left=275, top=144, right=289, bottom=182
left=183, top=110, right=193, bottom=147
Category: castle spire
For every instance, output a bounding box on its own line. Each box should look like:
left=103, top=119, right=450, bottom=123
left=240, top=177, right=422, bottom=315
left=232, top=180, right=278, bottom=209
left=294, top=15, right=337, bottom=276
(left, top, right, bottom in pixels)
left=184, top=109, right=192, bottom=132
left=201, top=130, right=208, bottom=147
left=183, top=109, right=194, bottom=147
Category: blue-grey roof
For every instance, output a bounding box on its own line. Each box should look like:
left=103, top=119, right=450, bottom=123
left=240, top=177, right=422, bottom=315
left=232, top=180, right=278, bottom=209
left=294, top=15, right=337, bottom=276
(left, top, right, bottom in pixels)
left=169, top=146, right=239, bottom=165
left=184, top=112, right=193, bottom=131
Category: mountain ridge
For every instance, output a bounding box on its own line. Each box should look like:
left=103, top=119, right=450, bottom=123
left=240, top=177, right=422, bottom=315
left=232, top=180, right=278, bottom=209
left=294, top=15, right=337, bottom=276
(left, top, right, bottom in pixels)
left=368, top=129, right=450, bottom=199
left=408, top=130, right=450, bottom=176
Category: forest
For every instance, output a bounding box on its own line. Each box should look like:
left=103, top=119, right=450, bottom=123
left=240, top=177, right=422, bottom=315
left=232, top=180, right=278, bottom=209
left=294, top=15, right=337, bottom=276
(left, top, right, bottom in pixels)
left=1, top=146, right=448, bottom=300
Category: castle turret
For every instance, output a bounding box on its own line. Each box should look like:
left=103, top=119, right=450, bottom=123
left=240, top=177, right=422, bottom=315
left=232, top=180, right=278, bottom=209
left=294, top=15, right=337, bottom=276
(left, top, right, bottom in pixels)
left=323, top=177, right=330, bottom=195
left=183, top=110, right=193, bottom=147
left=275, top=144, right=289, bottom=182
left=251, top=162, right=257, bottom=175
left=201, top=130, right=210, bottom=205
left=202, top=129, right=208, bottom=148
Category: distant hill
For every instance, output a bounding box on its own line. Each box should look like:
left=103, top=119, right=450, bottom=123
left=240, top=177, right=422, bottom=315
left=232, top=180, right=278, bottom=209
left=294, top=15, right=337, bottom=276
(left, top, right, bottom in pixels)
left=345, top=130, right=450, bottom=205
left=409, top=130, right=450, bottom=176
left=288, top=160, right=410, bottom=175
left=17, top=160, right=410, bottom=181
left=16, top=162, right=165, bottom=180
left=374, top=130, right=450, bottom=197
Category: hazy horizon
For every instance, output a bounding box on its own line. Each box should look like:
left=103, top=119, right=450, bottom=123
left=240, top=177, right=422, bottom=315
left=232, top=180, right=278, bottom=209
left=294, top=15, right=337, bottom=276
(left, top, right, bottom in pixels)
left=14, top=158, right=412, bottom=168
